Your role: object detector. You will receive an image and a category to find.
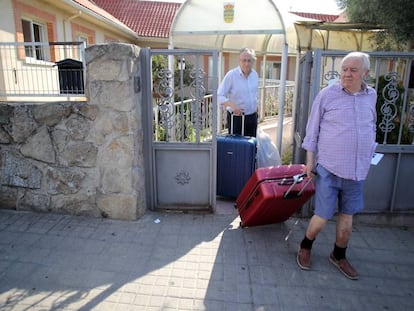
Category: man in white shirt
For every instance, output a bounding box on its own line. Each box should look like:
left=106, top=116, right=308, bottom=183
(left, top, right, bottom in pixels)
left=217, top=48, right=259, bottom=137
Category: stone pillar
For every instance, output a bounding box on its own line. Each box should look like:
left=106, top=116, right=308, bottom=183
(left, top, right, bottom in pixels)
left=86, top=43, right=146, bottom=220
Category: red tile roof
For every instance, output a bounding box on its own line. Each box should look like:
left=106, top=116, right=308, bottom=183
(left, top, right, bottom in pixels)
left=290, top=12, right=340, bottom=22
left=73, top=0, right=134, bottom=32
left=74, top=1, right=344, bottom=40
left=93, top=0, right=182, bottom=38
left=334, top=11, right=348, bottom=23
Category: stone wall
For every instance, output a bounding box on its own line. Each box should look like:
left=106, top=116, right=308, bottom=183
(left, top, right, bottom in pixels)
left=0, top=43, right=146, bottom=220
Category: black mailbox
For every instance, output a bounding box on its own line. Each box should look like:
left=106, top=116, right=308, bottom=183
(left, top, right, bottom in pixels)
left=56, top=59, right=84, bottom=94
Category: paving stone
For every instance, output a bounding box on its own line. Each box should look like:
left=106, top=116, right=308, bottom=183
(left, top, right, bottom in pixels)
left=0, top=208, right=413, bottom=310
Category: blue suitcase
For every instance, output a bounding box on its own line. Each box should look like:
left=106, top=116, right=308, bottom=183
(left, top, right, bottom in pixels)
left=216, top=114, right=256, bottom=198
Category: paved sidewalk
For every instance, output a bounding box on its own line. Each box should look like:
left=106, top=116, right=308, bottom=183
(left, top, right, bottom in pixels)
left=0, top=205, right=413, bottom=311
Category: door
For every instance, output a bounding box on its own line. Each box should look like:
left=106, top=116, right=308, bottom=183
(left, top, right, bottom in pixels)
left=141, top=48, right=219, bottom=211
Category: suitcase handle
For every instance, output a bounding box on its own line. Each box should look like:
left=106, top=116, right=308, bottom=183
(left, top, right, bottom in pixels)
left=230, top=111, right=245, bottom=136
left=284, top=176, right=313, bottom=199
left=278, top=173, right=306, bottom=185
left=283, top=173, right=307, bottom=198
left=238, top=173, right=312, bottom=211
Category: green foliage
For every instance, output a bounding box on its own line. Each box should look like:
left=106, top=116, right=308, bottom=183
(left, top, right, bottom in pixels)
left=151, top=55, right=194, bottom=93
left=154, top=120, right=167, bottom=141
left=152, top=55, right=167, bottom=75
left=263, top=89, right=294, bottom=119
left=371, top=31, right=405, bottom=52
left=284, top=89, right=294, bottom=115
left=184, top=121, right=196, bottom=142
left=175, top=62, right=194, bottom=89
left=281, top=145, right=293, bottom=165
left=336, top=0, right=414, bottom=50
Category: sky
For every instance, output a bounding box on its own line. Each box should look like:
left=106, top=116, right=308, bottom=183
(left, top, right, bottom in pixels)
left=147, top=0, right=342, bottom=15
left=283, top=0, right=341, bottom=14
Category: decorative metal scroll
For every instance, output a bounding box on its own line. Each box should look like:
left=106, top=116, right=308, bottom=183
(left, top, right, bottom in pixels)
left=155, top=68, right=174, bottom=135
left=378, top=72, right=400, bottom=144
left=323, top=56, right=340, bottom=86
left=188, top=68, right=206, bottom=142
left=324, top=70, right=340, bottom=85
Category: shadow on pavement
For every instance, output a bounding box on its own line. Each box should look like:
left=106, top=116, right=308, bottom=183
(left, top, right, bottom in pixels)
left=1, top=202, right=413, bottom=310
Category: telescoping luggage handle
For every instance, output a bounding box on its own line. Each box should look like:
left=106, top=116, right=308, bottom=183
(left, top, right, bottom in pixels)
left=282, top=173, right=313, bottom=198
left=230, top=111, right=245, bottom=136
left=238, top=172, right=314, bottom=211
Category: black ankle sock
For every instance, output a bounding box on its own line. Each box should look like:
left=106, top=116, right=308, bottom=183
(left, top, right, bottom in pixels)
left=333, top=244, right=346, bottom=260
left=300, top=236, right=315, bottom=249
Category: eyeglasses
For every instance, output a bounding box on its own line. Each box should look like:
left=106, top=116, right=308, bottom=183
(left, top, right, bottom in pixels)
left=240, top=58, right=253, bottom=63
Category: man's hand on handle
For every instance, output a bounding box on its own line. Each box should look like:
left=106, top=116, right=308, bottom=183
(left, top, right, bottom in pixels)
left=305, top=151, right=317, bottom=178
left=225, top=101, right=244, bottom=116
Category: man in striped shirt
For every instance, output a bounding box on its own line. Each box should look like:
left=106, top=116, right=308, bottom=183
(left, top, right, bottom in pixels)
left=297, top=52, right=377, bottom=280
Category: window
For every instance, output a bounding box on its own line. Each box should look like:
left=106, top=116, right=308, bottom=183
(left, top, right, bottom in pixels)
left=265, top=61, right=281, bottom=80
left=77, top=35, right=88, bottom=45
left=77, top=35, right=88, bottom=62
left=22, top=18, right=47, bottom=61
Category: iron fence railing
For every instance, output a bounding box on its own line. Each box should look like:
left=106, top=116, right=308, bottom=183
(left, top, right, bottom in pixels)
left=154, top=95, right=217, bottom=142
left=153, top=80, right=295, bottom=143
left=0, top=42, right=85, bottom=98
left=259, top=80, right=295, bottom=120
left=311, top=50, right=414, bottom=145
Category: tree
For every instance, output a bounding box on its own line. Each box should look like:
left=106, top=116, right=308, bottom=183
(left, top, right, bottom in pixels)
left=152, top=55, right=194, bottom=98
left=336, top=0, right=414, bottom=50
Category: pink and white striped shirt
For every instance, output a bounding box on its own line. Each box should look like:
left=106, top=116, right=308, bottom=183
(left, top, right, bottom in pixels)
left=302, top=82, right=377, bottom=181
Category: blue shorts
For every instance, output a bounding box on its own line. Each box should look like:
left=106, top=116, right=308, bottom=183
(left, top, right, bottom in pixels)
left=314, top=165, right=365, bottom=220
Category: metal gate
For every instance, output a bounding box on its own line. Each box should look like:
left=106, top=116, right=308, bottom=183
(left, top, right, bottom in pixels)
left=293, top=49, right=414, bottom=216
left=140, top=48, right=219, bottom=211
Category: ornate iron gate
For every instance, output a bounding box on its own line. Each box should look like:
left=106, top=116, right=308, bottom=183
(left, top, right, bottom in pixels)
left=140, top=48, right=219, bottom=211
left=293, top=50, right=414, bottom=216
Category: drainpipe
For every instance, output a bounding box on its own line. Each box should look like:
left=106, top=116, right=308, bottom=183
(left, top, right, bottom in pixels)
left=63, top=11, right=82, bottom=56
left=64, top=11, right=82, bottom=41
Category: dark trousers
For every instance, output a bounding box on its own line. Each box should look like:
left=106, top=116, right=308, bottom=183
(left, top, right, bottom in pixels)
left=227, top=111, right=258, bottom=137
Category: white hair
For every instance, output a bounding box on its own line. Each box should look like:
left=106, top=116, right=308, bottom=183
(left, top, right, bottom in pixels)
left=342, top=51, right=370, bottom=71
left=240, top=47, right=256, bottom=61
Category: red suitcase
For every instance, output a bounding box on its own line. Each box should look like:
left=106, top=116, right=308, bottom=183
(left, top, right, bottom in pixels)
left=235, top=164, right=315, bottom=228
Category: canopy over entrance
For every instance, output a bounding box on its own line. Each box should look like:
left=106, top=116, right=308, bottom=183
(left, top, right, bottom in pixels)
left=169, top=0, right=290, bottom=54
left=169, top=0, right=383, bottom=55
left=294, top=21, right=382, bottom=53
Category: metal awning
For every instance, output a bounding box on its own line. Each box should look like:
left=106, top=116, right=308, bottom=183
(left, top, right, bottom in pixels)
left=294, top=21, right=383, bottom=53
left=169, top=0, right=308, bottom=55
